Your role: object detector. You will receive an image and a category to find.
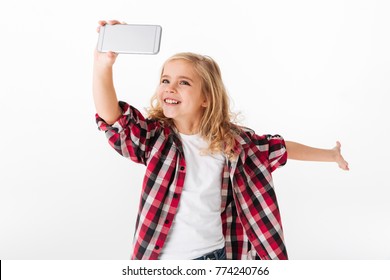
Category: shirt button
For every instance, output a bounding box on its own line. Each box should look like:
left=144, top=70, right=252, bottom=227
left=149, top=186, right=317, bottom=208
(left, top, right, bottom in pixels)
left=180, top=166, right=185, bottom=171
left=173, top=193, right=178, bottom=198
left=165, top=219, right=170, bottom=224
left=155, top=245, right=160, bottom=250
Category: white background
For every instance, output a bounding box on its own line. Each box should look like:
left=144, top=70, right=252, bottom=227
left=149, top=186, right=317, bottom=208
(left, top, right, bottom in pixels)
left=0, top=0, right=389, bottom=259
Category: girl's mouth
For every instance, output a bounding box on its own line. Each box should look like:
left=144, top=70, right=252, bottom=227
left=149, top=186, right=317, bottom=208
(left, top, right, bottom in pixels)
left=164, top=98, right=181, bottom=104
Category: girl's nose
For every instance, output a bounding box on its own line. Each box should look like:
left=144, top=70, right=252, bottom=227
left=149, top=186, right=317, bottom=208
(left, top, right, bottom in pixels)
left=165, top=85, right=176, bottom=93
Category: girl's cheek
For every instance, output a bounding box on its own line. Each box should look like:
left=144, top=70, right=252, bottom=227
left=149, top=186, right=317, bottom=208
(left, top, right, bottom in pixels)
left=156, top=89, right=164, bottom=101
left=157, top=85, right=166, bottom=94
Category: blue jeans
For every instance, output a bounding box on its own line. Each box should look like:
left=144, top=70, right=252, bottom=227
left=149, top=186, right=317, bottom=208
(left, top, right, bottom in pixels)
left=193, top=247, right=227, bottom=260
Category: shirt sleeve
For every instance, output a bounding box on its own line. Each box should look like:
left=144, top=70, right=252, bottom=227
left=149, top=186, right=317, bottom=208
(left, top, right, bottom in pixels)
left=95, top=101, right=161, bottom=165
left=251, top=134, right=288, bottom=173
left=266, top=135, right=287, bottom=172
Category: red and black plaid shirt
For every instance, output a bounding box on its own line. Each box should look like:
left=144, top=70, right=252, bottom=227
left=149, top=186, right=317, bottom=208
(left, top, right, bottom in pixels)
left=96, top=101, right=288, bottom=260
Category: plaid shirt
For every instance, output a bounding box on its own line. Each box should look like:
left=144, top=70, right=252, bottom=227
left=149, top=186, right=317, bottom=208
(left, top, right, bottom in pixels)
left=96, top=101, right=288, bottom=260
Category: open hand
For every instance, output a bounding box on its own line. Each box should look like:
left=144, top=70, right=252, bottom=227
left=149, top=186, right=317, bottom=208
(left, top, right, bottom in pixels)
left=333, top=141, right=349, bottom=171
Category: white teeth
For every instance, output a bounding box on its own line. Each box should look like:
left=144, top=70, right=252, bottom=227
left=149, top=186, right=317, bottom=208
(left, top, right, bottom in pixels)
left=164, top=98, right=180, bottom=104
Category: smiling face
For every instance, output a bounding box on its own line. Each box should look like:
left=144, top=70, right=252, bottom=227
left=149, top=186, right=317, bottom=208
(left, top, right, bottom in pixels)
left=157, top=59, right=208, bottom=134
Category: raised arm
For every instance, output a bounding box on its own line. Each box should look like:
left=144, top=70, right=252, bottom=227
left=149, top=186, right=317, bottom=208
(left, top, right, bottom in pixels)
left=285, top=141, right=349, bottom=170
left=93, top=20, right=122, bottom=125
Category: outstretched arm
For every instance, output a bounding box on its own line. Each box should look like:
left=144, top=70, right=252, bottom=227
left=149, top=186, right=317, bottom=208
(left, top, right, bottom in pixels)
left=285, top=141, right=349, bottom=170
left=93, top=20, right=123, bottom=125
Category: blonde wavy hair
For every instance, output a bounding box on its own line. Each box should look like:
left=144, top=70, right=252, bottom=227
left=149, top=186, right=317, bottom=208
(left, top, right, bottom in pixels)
left=147, top=52, right=239, bottom=159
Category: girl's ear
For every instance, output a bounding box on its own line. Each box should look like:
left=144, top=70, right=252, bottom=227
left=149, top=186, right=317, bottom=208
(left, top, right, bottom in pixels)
left=201, top=99, right=208, bottom=107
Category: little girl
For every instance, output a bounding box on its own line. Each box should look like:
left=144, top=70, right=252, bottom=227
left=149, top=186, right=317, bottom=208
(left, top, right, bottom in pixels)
left=93, top=20, right=349, bottom=260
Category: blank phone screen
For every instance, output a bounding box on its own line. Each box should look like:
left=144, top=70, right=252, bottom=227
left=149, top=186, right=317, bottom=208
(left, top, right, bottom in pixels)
left=98, top=24, right=162, bottom=54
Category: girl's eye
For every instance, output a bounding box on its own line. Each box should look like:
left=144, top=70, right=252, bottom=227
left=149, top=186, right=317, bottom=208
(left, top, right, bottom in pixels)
left=161, top=79, right=169, bottom=84
left=180, top=80, right=190, bottom=86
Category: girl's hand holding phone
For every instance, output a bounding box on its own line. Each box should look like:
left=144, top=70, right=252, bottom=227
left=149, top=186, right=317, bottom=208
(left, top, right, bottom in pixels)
left=94, top=20, right=122, bottom=68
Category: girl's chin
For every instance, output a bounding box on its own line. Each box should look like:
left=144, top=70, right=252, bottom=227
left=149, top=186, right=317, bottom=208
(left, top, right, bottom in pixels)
left=162, top=108, right=178, bottom=119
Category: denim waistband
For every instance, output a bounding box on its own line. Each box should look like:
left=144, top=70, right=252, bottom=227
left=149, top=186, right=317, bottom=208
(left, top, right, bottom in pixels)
left=193, top=247, right=226, bottom=260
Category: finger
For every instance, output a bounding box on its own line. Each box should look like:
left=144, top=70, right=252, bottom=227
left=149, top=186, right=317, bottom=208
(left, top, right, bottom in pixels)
left=107, top=19, right=122, bottom=25
left=340, top=161, right=349, bottom=171
left=107, top=51, right=118, bottom=58
left=98, top=20, right=107, bottom=26
left=97, top=20, right=107, bottom=33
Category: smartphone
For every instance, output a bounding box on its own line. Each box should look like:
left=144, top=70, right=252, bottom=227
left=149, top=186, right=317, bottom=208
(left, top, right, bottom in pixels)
left=97, top=24, right=162, bottom=55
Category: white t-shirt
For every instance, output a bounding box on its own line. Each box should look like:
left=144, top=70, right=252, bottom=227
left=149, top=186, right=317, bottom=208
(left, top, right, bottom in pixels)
left=158, top=133, right=225, bottom=259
